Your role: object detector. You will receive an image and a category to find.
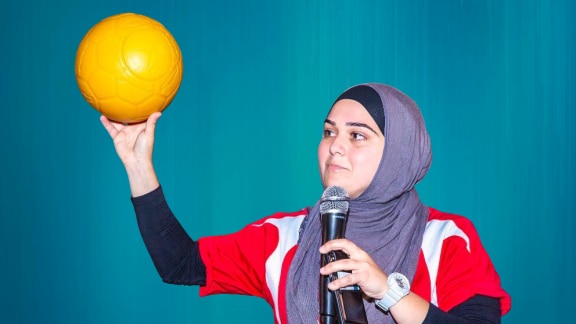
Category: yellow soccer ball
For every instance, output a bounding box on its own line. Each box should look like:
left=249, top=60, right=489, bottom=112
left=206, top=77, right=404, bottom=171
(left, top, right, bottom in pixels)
left=75, top=13, right=183, bottom=123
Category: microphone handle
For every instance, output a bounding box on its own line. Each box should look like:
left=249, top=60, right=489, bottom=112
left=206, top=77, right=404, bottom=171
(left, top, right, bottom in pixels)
left=321, top=211, right=347, bottom=243
left=320, top=211, right=368, bottom=324
left=320, top=212, right=347, bottom=323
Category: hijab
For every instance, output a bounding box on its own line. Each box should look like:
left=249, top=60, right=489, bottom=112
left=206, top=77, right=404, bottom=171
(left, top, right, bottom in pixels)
left=286, top=83, right=432, bottom=323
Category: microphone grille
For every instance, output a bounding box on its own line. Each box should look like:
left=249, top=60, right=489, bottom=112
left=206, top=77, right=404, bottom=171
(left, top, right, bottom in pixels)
left=320, top=185, right=349, bottom=213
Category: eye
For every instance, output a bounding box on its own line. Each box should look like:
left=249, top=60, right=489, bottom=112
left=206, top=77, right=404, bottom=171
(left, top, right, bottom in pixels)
left=351, top=132, right=367, bottom=141
left=323, top=129, right=336, bottom=138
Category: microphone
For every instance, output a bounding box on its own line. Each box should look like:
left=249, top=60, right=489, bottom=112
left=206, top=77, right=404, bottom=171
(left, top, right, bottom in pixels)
left=319, top=186, right=367, bottom=324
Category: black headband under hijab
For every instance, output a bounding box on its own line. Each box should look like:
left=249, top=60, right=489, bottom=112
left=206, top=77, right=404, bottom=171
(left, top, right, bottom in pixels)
left=334, top=85, right=385, bottom=134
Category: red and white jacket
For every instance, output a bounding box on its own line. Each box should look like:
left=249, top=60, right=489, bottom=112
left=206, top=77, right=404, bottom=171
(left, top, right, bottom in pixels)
left=198, top=207, right=511, bottom=324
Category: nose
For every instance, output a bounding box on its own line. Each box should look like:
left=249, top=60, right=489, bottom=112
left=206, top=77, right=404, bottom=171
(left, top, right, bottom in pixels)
left=329, top=135, right=346, bottom=156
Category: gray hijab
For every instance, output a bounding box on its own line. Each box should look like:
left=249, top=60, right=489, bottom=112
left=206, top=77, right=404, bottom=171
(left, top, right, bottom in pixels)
left=286, top=83, right=432, bottom=323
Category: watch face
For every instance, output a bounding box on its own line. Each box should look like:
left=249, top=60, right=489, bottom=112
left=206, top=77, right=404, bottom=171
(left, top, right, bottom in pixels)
left=395, top=277, right=407, bottom=289
left=390, top=272, right=410, bottom=292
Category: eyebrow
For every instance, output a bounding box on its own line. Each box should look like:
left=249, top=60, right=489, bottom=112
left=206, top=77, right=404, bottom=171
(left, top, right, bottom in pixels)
left=324, top=119, right=380, bottom=136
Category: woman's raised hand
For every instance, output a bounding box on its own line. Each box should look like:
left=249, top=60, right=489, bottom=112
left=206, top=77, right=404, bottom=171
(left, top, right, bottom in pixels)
left=100, top=112, right=161, bottom=197
left=100, top=112, right=162, bottom=167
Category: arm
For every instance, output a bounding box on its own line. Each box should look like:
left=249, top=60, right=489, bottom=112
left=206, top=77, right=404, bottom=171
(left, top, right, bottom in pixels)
left=423, top=295, right=501, bottom=323
left=319, top=239, right=503, bottom=323
left=132, top=185, right=206, bottom=285
left=319, top=239, right=429, bottom=322
left=101, top=113, right=206, bottom=284
left=382, top=292, right=500, bottom=323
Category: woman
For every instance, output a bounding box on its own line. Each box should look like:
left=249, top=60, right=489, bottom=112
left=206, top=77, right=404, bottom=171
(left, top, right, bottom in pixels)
left=101, top=83, right=511, bottom=323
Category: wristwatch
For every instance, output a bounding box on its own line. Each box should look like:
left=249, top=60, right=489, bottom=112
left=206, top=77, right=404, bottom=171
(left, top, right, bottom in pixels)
left=375, top=272, right=411, bottom=312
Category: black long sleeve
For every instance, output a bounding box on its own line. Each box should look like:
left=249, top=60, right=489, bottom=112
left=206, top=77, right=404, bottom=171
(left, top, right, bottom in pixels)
left=422, top=295, right=501, bottom=323
left=131, top=186, right=206, bottom=285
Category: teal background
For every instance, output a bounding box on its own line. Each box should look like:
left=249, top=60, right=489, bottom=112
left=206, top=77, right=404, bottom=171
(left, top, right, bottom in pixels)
left=1, top=0, right=574, bottom=323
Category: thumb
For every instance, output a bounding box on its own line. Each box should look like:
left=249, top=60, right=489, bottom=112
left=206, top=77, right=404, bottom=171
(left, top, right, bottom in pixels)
left=145, top=112, right=162, bottom=136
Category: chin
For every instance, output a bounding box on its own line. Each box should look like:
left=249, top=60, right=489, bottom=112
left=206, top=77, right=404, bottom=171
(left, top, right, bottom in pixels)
left=322, top=175, right=355, bottom=194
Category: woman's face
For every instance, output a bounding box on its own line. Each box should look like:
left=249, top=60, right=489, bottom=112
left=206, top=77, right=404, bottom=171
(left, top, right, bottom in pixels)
left=318, top=99, right=385, bottom=199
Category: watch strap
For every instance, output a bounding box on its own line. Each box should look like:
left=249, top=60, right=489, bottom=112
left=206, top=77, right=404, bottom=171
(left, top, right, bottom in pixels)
left=375, top=272, right=410, bottom=312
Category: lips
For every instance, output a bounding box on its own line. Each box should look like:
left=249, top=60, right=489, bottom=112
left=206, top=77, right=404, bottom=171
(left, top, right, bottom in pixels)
left=326, top=162, right=347, bottom=172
